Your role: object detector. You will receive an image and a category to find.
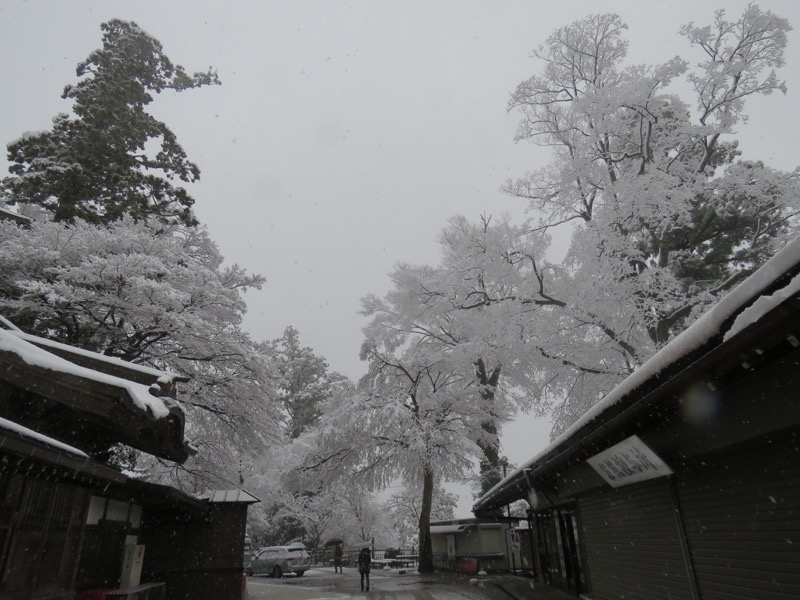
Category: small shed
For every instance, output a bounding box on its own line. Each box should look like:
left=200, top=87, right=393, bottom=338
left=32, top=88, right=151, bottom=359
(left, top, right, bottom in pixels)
left=473, top=238, right=800, bottom=599
left=429, top=518, right=513, bottom=573
left=140, top=489, right=259, bottom=599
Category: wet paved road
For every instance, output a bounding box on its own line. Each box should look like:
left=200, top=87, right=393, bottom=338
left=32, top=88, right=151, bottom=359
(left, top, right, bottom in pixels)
left=243, top=566, right=573, bottom=600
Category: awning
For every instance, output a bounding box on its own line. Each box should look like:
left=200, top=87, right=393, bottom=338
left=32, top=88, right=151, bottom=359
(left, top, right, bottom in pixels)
left=202, top=489, right=261, bottom=504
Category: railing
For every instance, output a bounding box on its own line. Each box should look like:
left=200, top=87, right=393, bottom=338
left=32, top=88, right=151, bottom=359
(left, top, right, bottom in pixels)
left=371, top=555, right=418, bottom=569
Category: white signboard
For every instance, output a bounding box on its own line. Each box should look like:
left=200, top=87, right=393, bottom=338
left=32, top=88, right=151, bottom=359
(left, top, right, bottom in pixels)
left=446, top=534, right=456, bottom=559
left=587, top=435, right=672, bottom=488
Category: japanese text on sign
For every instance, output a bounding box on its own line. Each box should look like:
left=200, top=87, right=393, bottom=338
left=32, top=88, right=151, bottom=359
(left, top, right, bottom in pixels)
left=587, top=435, right=672, bottom=488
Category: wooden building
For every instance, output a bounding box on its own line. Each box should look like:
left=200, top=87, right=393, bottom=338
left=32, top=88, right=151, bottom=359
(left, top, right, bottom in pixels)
left=473, top=239, right=800, bottom=600
left=0, top=319, right=258, bottom=600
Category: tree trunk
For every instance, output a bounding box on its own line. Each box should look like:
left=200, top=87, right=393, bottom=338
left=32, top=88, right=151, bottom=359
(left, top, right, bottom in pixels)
left=478, top=420, right=503, bottom=496
left=475, top=359, right=504, bottom=500
left=417, top=465, right=435, bottom=573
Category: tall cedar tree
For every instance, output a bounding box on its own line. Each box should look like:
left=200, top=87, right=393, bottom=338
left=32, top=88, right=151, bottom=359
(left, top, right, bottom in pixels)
left=2, top=19, right=219, bottom=226
left=267, top=326, right=349, bottom=439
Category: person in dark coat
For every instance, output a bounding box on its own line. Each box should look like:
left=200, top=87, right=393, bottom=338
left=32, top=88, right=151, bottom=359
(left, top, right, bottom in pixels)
left=333, top=543, right=343, bottom=573
left=357, top=547, right=371, bottom=591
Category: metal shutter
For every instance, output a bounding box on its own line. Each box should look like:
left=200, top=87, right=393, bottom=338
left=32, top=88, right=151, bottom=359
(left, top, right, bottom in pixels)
left=579, top=478, right=694, bottom=600
left=676, top=433, right=800, bottom=600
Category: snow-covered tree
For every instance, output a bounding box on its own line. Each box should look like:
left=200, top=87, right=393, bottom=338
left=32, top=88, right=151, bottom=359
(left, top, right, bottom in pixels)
left=298, top=316, right=499, bottom=572
left=243, top=332, right=353, bottom=547
left=2, top=19, right=219, bottom=226
left=250, top=485, right=343, bottom=552
left=296, top=215, right=550, bottom=569
left=246, top=430, right=395, bottom=553
left=0, top=217, right=277, bottom=488
left=503, top=5, right=800, bottom=435
left=340, top=492, right=394, bottom=548
left=384, top=483, right=456, bottom=549
left=266, top=326, right=349, bottom=439
left=358, top=215, right=556, bottom=497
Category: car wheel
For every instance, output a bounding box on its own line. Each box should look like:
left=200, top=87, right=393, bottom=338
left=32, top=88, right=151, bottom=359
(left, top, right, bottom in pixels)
left=295, top=571, right=305, bottom=577
left=272, top=565, right=283, bottom=578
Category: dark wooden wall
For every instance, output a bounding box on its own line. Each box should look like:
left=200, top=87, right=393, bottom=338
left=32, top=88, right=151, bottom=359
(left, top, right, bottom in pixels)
left=141, top=503, right=249, bottom=600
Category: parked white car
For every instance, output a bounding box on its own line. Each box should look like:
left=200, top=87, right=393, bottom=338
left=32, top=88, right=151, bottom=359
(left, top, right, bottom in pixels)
left=247, top=543, right=311, bottom=578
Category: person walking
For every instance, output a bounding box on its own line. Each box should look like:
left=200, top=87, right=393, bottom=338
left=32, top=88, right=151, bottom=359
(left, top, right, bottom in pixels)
left=357, top=547, right=371, bottom=591
left=333, top=543, right=343, bottom=573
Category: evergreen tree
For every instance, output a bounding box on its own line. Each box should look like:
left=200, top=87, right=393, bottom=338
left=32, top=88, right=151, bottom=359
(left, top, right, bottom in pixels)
left=267, top=326, right=349, bottom=439
left=2, top=19, right=219, bottom=226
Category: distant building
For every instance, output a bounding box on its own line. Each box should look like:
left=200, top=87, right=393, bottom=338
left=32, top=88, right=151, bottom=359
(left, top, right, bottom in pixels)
left=0, top=204, right=31, bottom=226
left=429, top=517, right=516, bottom=574
left=474, top=238, right=800, bottom=599
left=0, top=318, right=258, bottom=600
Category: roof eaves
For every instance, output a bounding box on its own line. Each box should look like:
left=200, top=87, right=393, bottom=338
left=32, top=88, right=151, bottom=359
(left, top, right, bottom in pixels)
left=9, top=330, right=189, bottom=387
left=203, top=489, right=262, bottom=504
left=0, top=330, right=192, bottom=463
left=473, top=237, right=800, bottom=515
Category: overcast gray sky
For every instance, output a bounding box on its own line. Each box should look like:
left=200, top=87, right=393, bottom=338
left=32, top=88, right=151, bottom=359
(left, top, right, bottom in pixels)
left=2, top=0, right=799, bottom=512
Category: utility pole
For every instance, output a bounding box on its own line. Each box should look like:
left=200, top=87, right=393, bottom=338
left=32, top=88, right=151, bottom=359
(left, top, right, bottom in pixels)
left=500, top=456, right=516, bottom=573
left=500, top=456, right=510, bottom=518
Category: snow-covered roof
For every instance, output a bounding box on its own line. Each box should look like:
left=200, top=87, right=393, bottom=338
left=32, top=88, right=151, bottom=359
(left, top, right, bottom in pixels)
left=202, top=489, right=261, bottom=504
left=0, top=316, right=21, bottom=331
left=474, top=236, right=800, bottom=512
left=0, top=206, right=31, bottom=225
left=0, top=322, right=193, bottom=462
left=430, top=524, right=474, bottom=534
left=0, top=328, right=172, bottom=418
left=0, top=413, right=211, bottom=515
left=0, top=325, right=187, bottom=388
left=0, top=416, right=88, bottom=458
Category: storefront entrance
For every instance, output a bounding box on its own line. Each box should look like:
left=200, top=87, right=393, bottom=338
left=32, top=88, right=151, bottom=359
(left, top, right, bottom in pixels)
left=531, top=506, right=584, bottom=595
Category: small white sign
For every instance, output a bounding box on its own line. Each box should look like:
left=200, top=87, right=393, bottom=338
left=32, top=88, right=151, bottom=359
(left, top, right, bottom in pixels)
left=587, top=435, right=672, bottom=488
left=119, top=543, right=145, bottom=588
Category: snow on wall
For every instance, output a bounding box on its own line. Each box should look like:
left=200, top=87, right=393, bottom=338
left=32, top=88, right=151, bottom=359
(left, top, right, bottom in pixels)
left=0, top=329, right=171, bottom=418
